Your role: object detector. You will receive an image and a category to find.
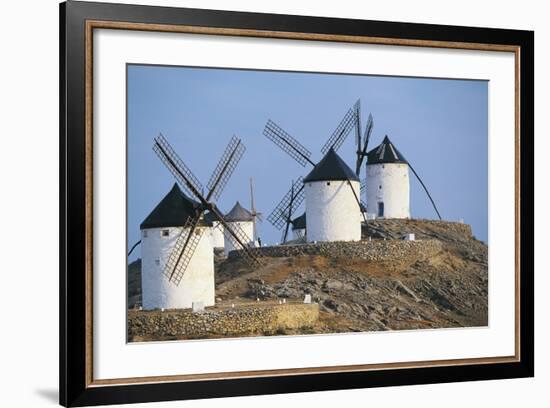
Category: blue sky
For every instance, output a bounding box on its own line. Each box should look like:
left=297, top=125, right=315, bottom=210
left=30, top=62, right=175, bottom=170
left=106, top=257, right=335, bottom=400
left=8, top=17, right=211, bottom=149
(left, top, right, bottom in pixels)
left=127, top=64, right=488, bottom=258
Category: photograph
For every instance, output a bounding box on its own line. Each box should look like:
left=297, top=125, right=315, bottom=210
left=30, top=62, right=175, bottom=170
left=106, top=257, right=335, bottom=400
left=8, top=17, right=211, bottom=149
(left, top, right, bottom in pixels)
left=126, top=64, right=489, bottom=342
left=54, top=1, right=536, bottom=405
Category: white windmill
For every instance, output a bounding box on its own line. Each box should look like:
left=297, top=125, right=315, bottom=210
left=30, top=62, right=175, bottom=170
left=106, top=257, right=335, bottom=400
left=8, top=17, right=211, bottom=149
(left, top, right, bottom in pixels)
left=263, top=100, right=364, bottom=243
left=140, top=183, right=214, bottom=310
left=303, top=148, right=362, bottom=242
left=364, top=136, right=411, bottom=218
left=355, top=129, right=442, bottom=220
left=140, top=134, right=262, bottom=310
left=205, top=207, right=225, bottom=251
left=223, top=202, right=255, bottom=256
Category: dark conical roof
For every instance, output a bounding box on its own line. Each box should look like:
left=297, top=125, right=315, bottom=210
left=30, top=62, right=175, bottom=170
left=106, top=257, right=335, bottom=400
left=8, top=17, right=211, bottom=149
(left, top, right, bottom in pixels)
left=225, top=201, right=254, bottom=222
left=291, top=212, right=306, bottom=230
left=366, top=135, right=408, bottom=165
left=140, top=183, right=203, bottom=229
left=303, top=148, right=359, bottom=183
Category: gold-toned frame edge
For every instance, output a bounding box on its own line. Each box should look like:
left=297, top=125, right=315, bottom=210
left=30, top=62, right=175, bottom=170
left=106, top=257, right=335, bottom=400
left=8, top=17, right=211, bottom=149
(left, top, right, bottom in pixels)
left=84, top=20, right=521, bottom=388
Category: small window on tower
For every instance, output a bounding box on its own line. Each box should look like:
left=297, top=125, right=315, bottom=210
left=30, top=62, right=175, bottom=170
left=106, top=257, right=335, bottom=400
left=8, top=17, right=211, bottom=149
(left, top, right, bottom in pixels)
left=161, top=229, right=170, bottom=237
left=379, top=185, right=382, bottom=189
left=142, top=230, right=148, bottom=238
left=154, top=259, right=160, bottom=266
left=327, top=182, right=331, bottom=186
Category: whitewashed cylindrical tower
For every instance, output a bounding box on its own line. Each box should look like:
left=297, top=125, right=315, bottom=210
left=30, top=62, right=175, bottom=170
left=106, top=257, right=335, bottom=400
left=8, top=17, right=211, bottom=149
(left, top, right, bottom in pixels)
left=365, top=135, right=410, bottom=219
left=210, top=221, right=224, bottom=249
left=140, top=184, right=214, bottom=310
left=291, top=212, right=306, bottom=240
left=205, top=210, right=224, bottom=250
left=223, top=202, right=254, bottom=256
left=304, top=148, right=362, bottom=242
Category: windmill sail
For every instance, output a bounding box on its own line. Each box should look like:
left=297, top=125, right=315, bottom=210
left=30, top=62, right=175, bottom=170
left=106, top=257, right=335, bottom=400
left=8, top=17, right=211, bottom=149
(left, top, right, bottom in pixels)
left=153, top=134, right=262, bottom=285
left=163, top=214, right=205, bottom=285
left=212, top=206, right=263, bottom=267
left=355, top=113, right=374, bottom=175
left=267, top=178, right=305, bottom=230
left=281, top=181, right=296, bottom=243
left=206, top=136, right=246, bottom=201
left=249, top=178, right=262, bottom=242
left=355, top=99, right=362, bottom=155
left=263, top=119, right=315, bottom=167
left=281, top=223, right=291, bottom=244
left=264, top=99, right=363, bottom=243
left=321, top=99, right=360, bottom=154
left=360, top=177, right=368, bottom=210
left=153, top=133, right=204, bottom=198
left=345, top=179, right=368, bottom=224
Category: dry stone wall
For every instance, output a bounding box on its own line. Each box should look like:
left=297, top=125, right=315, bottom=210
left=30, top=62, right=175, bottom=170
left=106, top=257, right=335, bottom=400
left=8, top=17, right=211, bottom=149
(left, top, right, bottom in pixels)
left=128, top=303, right=319, bottom=339
left=229, top=239, right=442, bottom=262
left=364, top=219, right=473, bottom=242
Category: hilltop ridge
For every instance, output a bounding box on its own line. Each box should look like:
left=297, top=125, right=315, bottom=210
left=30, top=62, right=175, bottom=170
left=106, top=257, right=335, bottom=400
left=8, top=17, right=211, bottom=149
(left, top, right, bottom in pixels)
left=215, top=219, right=487, bottom=334
left=128, top=219, right=488, bottom=337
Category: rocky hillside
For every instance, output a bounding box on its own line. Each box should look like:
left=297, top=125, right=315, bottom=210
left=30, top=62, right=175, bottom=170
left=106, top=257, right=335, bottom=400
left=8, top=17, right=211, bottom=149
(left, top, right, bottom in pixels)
left=216, top=219, right=488, bottom=333
left=129, top=219, right=488, bottom=335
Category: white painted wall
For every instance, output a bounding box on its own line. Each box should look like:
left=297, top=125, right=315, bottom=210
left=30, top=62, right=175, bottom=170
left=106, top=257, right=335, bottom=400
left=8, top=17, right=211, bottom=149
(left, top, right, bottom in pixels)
left=223, top=221, right=254, bottom=256
left=210, top=221, right=225, bottom=249
left=305, top=180, right=362, bottom=242
left=366, top=163, right=410, bottom=219
left=141, top=226, right=214, bottom=309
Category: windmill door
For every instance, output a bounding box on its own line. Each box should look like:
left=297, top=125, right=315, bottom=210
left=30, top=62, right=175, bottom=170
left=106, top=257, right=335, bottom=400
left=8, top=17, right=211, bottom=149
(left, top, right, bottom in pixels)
left=377, top=202, right=384, bottom=218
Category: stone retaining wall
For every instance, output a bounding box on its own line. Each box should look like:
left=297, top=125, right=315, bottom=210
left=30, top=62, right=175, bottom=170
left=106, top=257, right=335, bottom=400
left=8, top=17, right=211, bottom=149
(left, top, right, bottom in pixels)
left=128, top=303, right=319, bottom=339
left=229, top=239, right=442, bottom=262
left=364, top=219, right=473, bottom=242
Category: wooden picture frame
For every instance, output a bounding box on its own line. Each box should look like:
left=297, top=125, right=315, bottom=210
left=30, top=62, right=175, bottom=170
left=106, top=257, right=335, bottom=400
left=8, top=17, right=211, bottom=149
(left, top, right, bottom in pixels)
left=60, top=1, right=534, bottom=406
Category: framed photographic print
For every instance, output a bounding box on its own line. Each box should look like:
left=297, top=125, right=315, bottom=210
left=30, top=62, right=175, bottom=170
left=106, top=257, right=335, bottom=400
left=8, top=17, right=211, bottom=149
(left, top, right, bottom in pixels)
left=59, top=1, right=534, bottom=406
